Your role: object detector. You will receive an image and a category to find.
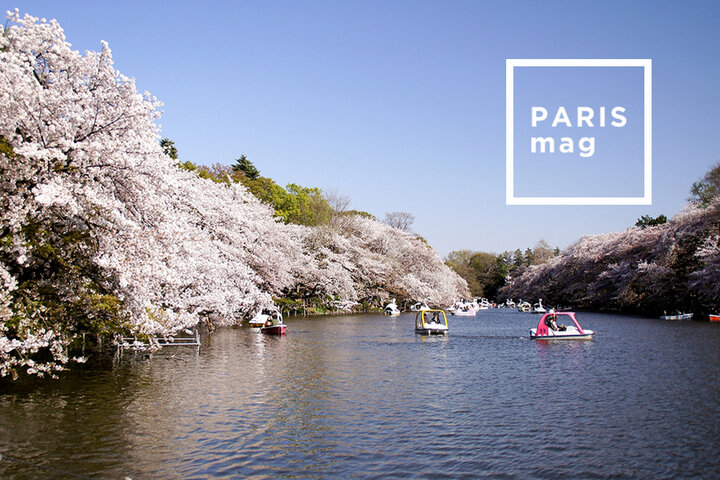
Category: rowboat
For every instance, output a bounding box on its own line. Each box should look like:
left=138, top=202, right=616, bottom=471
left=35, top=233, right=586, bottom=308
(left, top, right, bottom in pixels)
left=260, top=322, right=287, bottom=335
left=258, top=310, right=286, bottom=335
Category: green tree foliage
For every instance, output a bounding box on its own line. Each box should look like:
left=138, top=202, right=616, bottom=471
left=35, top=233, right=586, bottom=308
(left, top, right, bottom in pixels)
left=178, top=159, right=334, bottom=226
left=448, top=241, right=560, bottom=299
left=689, top=161, right=720, bottom=207
left=492, top=255, right=510, bottom=297
left=340, top=210, right=376, bottom=220
left=1, top=137, right=129, bottom=344
left=243, top=176, right=290, bottom=209
left=445, top=250, right=476, bottom=292
left=524, top=247, right=534, bottom=266
left=178, top=162, right=243, bottom=184
left=240, top=178, right=333, bottom=225
left=285, top=184, right=333, bottom=226
left=0, top=136, right=14, bottom=159
left=635, top=214, right=668, bottom=228
left=232, top=154, right=260, bottom=180
left=512, top=249, right=524, bottom=269
left=446, top=250, right=508, bottom=299
left=505, top=241, right=559, bottom=272
left=4, top=211, right=129, bottom=342
left=160, top=138, right=178, bottom=160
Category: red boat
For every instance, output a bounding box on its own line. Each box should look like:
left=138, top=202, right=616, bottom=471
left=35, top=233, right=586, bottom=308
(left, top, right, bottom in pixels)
left=260, top=312, right=287, bottom=335
left=260, top=323, right=286, bottom=335
left=710, top=314, right=720, bottom=322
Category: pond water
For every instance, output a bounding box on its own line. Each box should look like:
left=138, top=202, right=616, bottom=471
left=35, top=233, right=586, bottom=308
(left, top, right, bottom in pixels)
left=1, top=310, right=720, bottom=479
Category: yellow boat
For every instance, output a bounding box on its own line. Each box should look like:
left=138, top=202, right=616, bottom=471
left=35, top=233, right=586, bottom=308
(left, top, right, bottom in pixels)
left=415, top=309, right=448, bottom=335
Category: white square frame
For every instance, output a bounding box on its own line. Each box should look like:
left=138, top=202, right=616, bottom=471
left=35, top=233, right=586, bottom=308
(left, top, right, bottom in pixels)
left=506, top=58, right=652, bottom=205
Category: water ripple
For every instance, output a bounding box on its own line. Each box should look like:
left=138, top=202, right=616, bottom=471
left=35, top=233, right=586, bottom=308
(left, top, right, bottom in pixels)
left=1, top=312, right=720, bottom=478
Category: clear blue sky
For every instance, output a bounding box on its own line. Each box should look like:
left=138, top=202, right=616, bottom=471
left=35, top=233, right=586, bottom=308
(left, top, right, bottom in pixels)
left=7, top=1, right=720, bottom=255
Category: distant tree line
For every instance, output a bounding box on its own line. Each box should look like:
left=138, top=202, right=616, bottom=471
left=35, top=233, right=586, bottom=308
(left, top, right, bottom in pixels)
left=174, top=151, right=336, bottom=227
left=498, top=162, right=720, bottom=315
left=445, top=240, right=559, bottom=300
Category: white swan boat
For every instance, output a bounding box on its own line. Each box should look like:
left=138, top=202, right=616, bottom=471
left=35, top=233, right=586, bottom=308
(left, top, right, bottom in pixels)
left=410, top=302, right=430, bottom=312
left=477, top=298, right=491, bottom=310
left=249, top=308, right=281, bottom=327
left=384, top=298, right=401, bottom=316
left=530, top=311, right=594, bottom=340
left=450, top=301, right=478, bottom=316
left=415, top=309, right=449, bottom=335
left=532, top=298, right=547, bottom=314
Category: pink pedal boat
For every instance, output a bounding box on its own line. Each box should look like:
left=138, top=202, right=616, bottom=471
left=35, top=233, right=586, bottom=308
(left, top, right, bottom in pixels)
left=530, top=311, right=594, bottom=340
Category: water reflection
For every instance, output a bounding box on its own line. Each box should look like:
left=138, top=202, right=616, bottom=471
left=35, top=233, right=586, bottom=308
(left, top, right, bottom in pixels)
left=1, top=311, right=720, bottom=478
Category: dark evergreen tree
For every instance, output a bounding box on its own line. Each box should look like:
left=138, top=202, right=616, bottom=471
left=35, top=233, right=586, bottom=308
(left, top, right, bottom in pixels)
left=635, top=214, right=667, bottom=228
left=232, top=154, right=260, bottom=180
left=160, top=138, right=178, bottom=160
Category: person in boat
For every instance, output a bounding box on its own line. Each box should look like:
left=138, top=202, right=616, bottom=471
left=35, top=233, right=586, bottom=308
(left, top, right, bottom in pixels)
left=431, top=311, right=440, bottom=324
left=545, top=313, right=558, bottom=331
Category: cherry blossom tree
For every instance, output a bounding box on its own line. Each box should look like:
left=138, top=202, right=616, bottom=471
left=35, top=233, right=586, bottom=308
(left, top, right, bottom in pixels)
left=0, top=10, right=468, bottom=378
left=384, top=211, right=415, bottom=232
left=0, top=10, right=282, bottom=376
left=500, top=200, right=720, bottom=314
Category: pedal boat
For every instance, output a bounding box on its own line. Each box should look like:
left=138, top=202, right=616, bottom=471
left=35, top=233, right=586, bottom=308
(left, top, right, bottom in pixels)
left=532, top=298, right=547, bottom=314
left=450, top=301, right=477, bottom=316
left=410, top=302, right=430, bottom=312
left=384, top=298, right=401, bottom=316
left=660, top=312, right=693, bottom=320
left=530, top=312, right=594, bottom=340
left=249, top=308, right=274, bottom=328
left=517, top=301, right=532, bottom=313
left=415, top=309, right=449, bottom=335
